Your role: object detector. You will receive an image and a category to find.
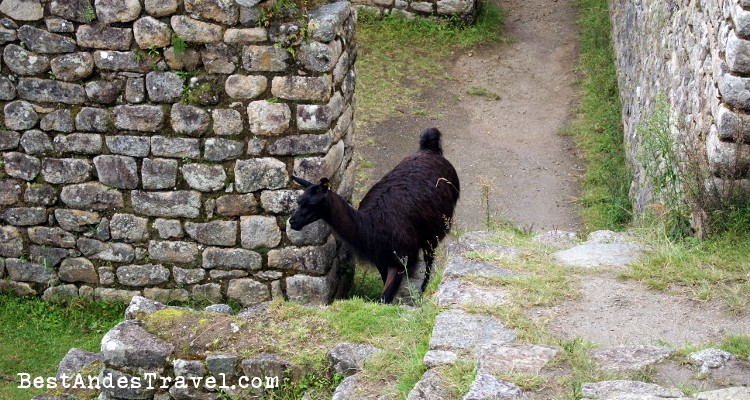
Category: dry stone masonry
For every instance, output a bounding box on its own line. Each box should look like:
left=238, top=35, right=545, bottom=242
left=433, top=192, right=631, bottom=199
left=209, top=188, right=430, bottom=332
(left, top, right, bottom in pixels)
left=351, top=0, right=477, bottom=24
left=0, top=0, right=358, bottom=306
left=610, top=0, right=750, bottom=214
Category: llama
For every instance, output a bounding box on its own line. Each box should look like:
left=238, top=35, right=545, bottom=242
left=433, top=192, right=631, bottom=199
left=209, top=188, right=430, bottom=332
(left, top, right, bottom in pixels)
left=289, top=128, right=460, bottom=303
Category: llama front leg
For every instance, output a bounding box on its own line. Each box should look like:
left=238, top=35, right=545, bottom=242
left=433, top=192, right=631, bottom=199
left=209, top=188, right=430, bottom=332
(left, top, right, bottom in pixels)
left=380, top=266, right=404, bottom=304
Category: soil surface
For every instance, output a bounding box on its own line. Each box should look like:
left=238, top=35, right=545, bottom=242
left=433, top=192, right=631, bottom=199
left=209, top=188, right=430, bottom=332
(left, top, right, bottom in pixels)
left=356, top=0, right=750, bottom=352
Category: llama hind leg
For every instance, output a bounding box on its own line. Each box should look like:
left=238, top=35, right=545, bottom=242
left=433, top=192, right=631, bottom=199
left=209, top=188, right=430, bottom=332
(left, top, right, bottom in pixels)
left=380, top=266, right=404, bottom=304
left=422, top=249, right=435, bottom=293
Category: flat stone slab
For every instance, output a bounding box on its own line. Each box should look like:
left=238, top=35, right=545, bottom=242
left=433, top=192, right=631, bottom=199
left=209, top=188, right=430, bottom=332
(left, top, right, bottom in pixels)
left=428, top=310, right=516, bottom=355
left=458, top=232, right=524, bottom=260
left=327, top=343, right=381, bottom=377
left=435, top=279, right=510, bottom=308
left=695, top=387, right=750, bottom=400
left=443, top=245, right=515, bottom=280
left=531, top=230, right=579, bottom=249
left=477, top=344, right=560, bottom=375
left=581, top=380, right=685, bottom=399
left=553, top=243, right=647, bottom=268
left=406, top=369, right=451, bottom=400
left=462, top=373, right=521, bottom=400
left=591, top=345, right=674, bottom=372
left=423, top=350, right=458, bottom=367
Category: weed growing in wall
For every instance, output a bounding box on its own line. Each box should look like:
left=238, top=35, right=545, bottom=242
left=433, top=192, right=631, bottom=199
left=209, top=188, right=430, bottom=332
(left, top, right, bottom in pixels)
left=635, top=94, right=692, bottom=239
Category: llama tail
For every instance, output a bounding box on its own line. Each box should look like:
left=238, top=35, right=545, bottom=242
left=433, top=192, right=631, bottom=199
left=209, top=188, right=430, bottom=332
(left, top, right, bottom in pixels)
left=419, top=128, right=443, bottom=155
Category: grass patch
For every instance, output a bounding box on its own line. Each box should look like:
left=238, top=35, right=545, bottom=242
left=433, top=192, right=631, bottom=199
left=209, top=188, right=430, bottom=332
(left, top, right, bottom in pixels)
left=465, top=86, right=501, bottom=100
left=138, top=297, right=439, bottom=399
left=720, top=335, right=750, bottom=359
left=0, top=295, right=124, bottom=399
left=566, top=0, right=631, bottom=231
left=622, top=226, right=750, bottom=313
left=356, top=1, right=504, bottom=125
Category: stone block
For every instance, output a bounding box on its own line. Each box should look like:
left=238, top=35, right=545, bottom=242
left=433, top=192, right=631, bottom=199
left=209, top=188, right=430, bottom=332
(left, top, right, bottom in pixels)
left=297, top=40, right=342, bottom=72
left=240, top=215, right=282, bottom=249
left=142, top=158, right=178, bottom=190
left=4, top=44, right=50, bottom=76
left=18, top=25, right=76, bottom=53
left=53, top=133, right=102, bottom=154
left=20, top=130, right=53, bottom=155
left=226, top=28, right=267, bottom=43
left=0, top=0, right=43, bottom=21
left=49, top=0, right=93, bottom=23
left=0, top=179, right=22, bottom=206
left=271, top=76, right=331, bottom=101
left=246, top=100, right=291, bottom=135
left=216, top=194, right=258, bottom=216
left=0, top=226, right=24, bottom=257
left=3, top=152, right=40, bottom=181
left=192, top=283, right=222, bottom=303
left=267, top=237, right=337, bottom=275
left=4, top=100, right=38, bottom=130
left=101, top=320, right=174, bottom=369
left=94, top=50, right=153, bottom=73
left=75, top=107, right=111, bottom=133
left=145, top=0, right=179, bottom=17
left=286, top=219, right=329, bottom=245
left=133, top=16, right=171, bottom=49
left=144, top=288, right=189, bottom=303
left=106, top=136, right=151, bottom=157
left=170, top=16, right=224, bottom=43
left=286, top=273, right=333, bottom=304
left=242, top=45, right=289, bottom=72
left=235, top=158, right=288, bottom=192
left=202, top=247, right=261, bottom=269
left=268, top=133, right=332, bottom=155
left=307, top=2, right=351, bottom=42
left=151, top=136, right=200, bottom=159
left=6, top=258, right=54, bottom=284
left=29, top=245, right=71, bottom=268
left=77, top=238, right=135, bottom=263
left=46, top=17, right=76, bottom=33
left=211, top=109, right=244, bottom=136
left=85, top=80, right=121, bottom=104
left=173, top=267, right=204, bottom=285
left=227, top=278, right=269, bottom=306
left=41, top=158, right=91, bottom=184
left=17, top=78, right=85, bottom=104
left=181, top=163, right=227, bottom=192
left=148, top=240, right=200, bottom=264
left=260, top=189, right=301, bottom=214
left=27, top=227, right=76, bottom=248
left=114, top=105, right=165, bottom=132
left=185, top=221, right=237, bottom=246
left=132, top=191, right=201, bottom=218
left=125, top=78, right=145, bottom=103
left=202, top=43, right=238, bottom=74
left=146, top=71, right=183, bottom=103
left=116, top=264, right=170, bottom=286
left=205, top=138, right=244, bottom=162
left=110, top=213, right=149, bottom=243
left=0, top=130, right=20, bottom=150
left=154, top=218, right=183, bottom=239
left=40, top=109, right=74, bottom=132
left=94, top=155, right=139, bottom=189
left=42, top=284, right=80, bottom=303
left=76, top=25, right=133, bottom=50
left=25, top=183, right=58, bottom=205
left=225, top=74, right=267, bottom=99
left=55, top=209, right=101, bottom=232
left=2, top=206, right=46, bottom=227
left=59, top=258, right=98, bottom=284
left=171, top=103, right=210, bottom=136
left=95, top=288, right=141, bottom=303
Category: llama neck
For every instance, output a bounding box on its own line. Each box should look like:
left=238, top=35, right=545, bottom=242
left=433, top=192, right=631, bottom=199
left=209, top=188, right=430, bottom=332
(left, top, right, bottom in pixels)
left=322, top=192, right=367, bottom=247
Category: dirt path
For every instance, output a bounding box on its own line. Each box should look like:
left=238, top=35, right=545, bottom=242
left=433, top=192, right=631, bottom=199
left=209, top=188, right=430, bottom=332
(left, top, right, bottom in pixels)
left=357, top=0, right=582, bottom=232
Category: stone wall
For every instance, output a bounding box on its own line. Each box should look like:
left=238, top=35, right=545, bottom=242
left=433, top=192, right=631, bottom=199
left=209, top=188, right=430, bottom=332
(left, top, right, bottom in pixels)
left=351, top=0, right=477, bottom=23
left=0, top=0, right=357, bottom=306
left=609, top=0, right=750, bottom=216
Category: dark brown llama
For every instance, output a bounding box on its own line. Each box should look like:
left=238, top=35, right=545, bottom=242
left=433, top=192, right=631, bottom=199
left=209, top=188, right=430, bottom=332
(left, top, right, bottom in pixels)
left=289, top=128, right=460, bottom=303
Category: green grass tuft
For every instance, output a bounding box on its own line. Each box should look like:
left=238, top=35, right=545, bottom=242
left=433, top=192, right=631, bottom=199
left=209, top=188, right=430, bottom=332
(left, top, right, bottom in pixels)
left=566, top=0, right=631, bottom=231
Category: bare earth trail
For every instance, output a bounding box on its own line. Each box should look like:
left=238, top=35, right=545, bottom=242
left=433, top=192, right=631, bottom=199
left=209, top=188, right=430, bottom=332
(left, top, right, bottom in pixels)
left=356, top=0, right=750, bottom=357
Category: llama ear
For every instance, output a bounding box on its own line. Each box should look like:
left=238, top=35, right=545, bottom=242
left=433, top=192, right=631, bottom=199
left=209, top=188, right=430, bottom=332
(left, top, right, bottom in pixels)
left=292, top=176, right=313, bottom=188
left=319, top=178, right=331, bottom=191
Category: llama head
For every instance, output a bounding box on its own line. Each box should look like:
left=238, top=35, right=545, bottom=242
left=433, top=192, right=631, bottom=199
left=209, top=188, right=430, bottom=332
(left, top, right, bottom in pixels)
left=289, top=176, right=330, bottom=230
